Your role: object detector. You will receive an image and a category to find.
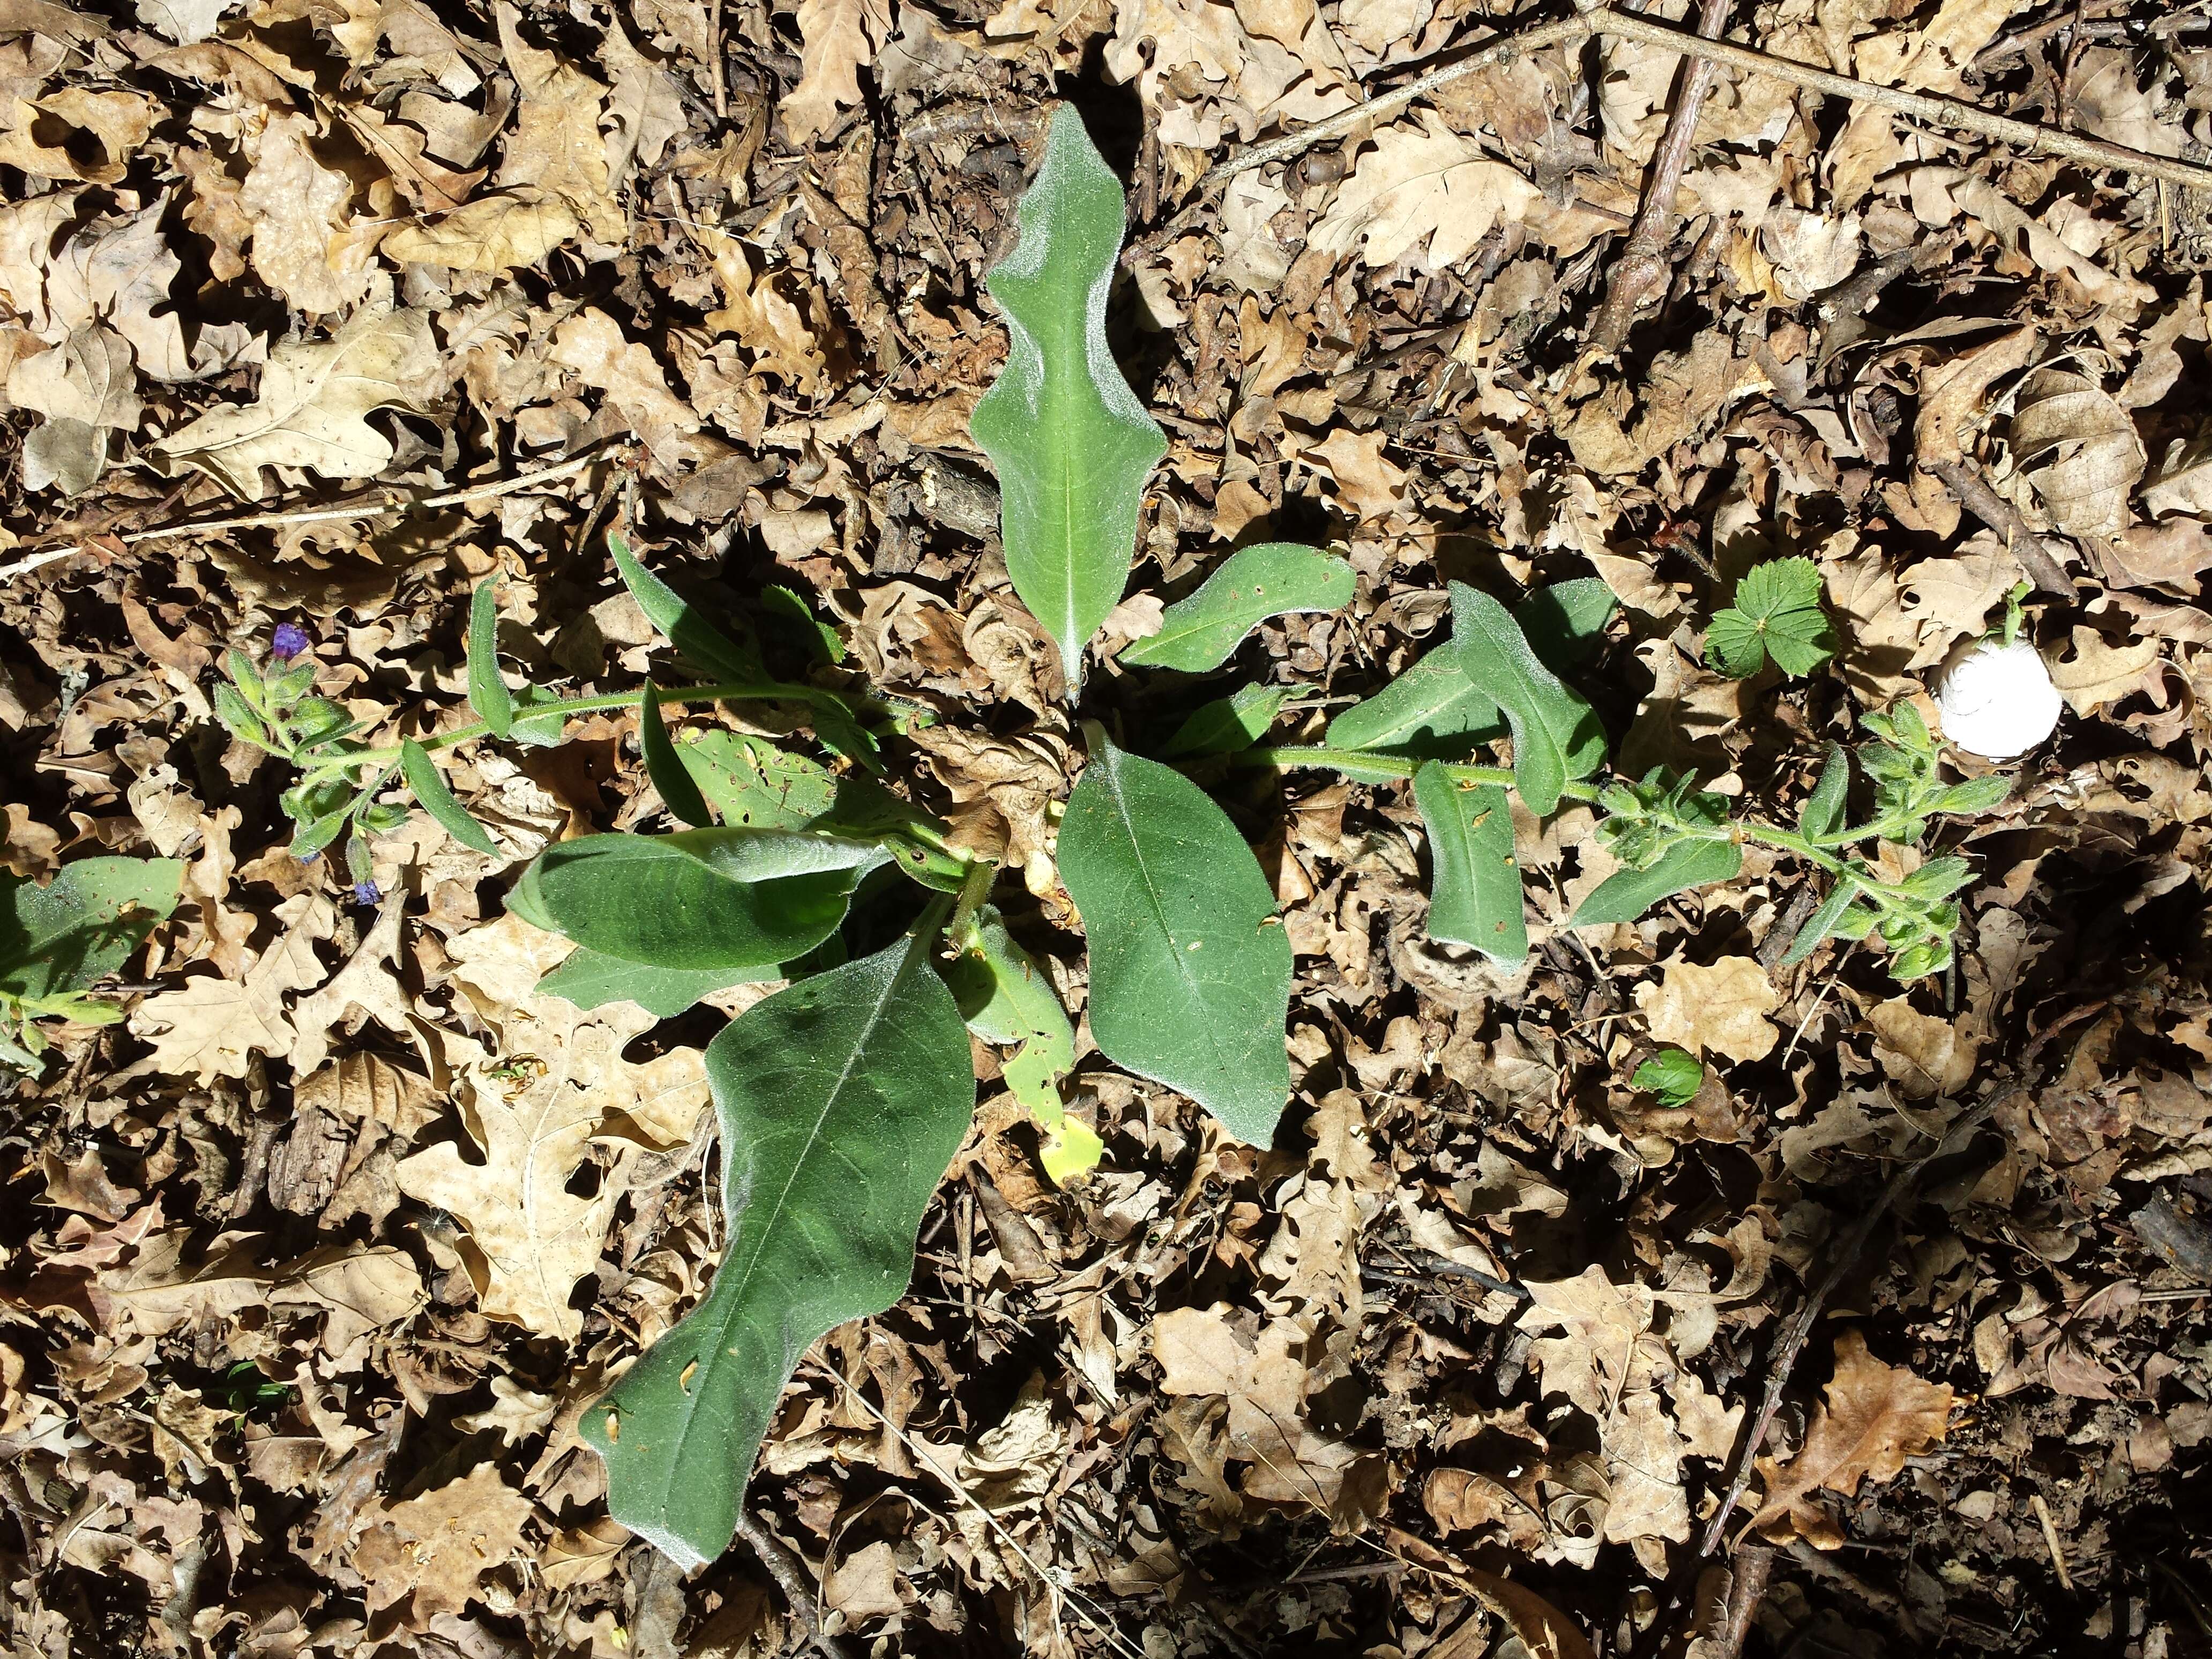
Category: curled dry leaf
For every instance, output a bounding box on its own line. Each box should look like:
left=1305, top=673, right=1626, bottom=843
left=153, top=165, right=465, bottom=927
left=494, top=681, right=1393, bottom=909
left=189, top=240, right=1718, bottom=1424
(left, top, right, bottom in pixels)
left=150, top=305, right=445, bottom=498
left=1309, top=113, right=1540, bottom=270
left=1752, top=1329, right=1954, bottom=1548
left=2008, top=367, right=2147, bottom=539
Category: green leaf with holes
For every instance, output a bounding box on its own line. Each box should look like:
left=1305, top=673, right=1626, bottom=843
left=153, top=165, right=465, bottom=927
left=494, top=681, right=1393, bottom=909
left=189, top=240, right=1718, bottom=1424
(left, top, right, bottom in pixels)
left=1, top=857, right=182, bottom=1005
left=1058, top=734, right=1291, bottom=1144
left=1413, top=764, right=1525, bottom=963
left=1122, top=543, right=1352, bottom=671
left=582, top=925, right=975, bottom=1568
left=970, top=107, right=1166, bottom=691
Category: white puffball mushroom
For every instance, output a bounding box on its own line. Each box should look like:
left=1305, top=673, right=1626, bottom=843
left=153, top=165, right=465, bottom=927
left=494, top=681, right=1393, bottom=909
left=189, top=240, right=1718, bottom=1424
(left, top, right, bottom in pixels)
left=1930, top=637, right=2062, bottom=760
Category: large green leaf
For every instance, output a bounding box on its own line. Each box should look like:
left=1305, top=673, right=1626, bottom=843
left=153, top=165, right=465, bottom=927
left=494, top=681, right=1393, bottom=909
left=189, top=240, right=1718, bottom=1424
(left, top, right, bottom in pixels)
left=534, top=947, right=771, bottom=1018
left=1122, top=543, right=1353, bottom=671
left=0, top=857, right=183, bottom=1002
left=970, top=107, right=1166, bottom=691
left=1413, top=764, right=1526, bottom=963
left=509, top=830, right=879, bottom=971
left=1449, top=583, right=1603, bottom=814
left=1326, top=651, right=1503, bottom=756
left=1570, top=836, right=1744, bottom=928
left=1058, top=735, right=1291, bottom=1144
left=582, top=927, right=975, bottom=1568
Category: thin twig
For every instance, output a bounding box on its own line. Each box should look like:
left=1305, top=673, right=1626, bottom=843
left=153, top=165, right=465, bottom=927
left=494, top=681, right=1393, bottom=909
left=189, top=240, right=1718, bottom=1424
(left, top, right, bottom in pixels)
left=108, top=450, right=615, bottom=547
left=734, top=1509, right=861, bottom=1659
left=1715, top=1546, right=1775, bottom=1659
left=1190, top=14, right=1595, bottom=193
left=1927, top=457, right=2079, bottom=597
left=2030, top=1493, right=2075, bottom=1590
left=1590, top=0, right=1735, bottom=356
left=1190, top=6, right=2212, bottom=198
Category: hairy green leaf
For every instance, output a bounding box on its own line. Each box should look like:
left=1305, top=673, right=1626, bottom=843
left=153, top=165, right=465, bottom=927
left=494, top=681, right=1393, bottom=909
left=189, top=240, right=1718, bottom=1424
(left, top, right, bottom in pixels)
left=1, top=857, right=183, bottom=1005
left=1122, top=543, right=1352, bottom=671
left=1162, top=683, right=1313, bottom=757
left=970, top=107, right=1167, bottom=690
left=467, top=580, right=512, bottom=739
left=640, top=685, right=712, bottom=829
left=1634, top=1048, right=1704, bottom=1109
left=583, top=926, right=975, bottom=1567
left=763, top=585, right=843, bottom=665
left=1450, top=584, right=1602, bottom=814
left=610, top=533, right=763, bottom=685
left=1798, top=741, right=1850, bottom=840
left=535, top=947, right=771, bottom=1018
left=1780, top=877, right=1861, bottom=967
left=1571, top=836, right=1744, bottom=928
left=1326, top=649, right=1503, bottom=757
left=400, top=738, right=500, bottom=855
left=1058, top=735, right=1291, bottom=1144
left=1706, top=557, right=1835, bottom=679
left=510, top=830, right=878, bottom=972
left=948, top=908, right=1099, bottom=1182
left=1516, top=576, right=1618, bottom=668
left=1413, top=764, right=1525, bottom=963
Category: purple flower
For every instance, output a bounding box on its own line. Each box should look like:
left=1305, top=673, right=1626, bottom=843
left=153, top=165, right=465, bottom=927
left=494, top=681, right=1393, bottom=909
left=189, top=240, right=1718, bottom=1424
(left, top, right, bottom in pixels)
left=352, top=880, right=381, bottom=907
left=271, top=622, right=311, bottom=662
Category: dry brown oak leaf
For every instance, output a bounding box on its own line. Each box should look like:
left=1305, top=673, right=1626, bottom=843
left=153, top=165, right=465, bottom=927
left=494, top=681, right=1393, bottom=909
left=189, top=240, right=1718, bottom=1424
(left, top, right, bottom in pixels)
left=1752, top=1328, right=1955, bottom=1548
left=151, top=304, right=444, bottom=497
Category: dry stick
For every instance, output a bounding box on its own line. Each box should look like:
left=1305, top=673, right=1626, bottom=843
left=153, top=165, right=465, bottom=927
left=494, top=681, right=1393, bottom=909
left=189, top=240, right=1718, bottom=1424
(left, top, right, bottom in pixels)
left=733, top=1510, right=862, bottom=1659
left=1927, top=456, right=2080, bottom=596
left=1191, top=13, right=1595, bottom=193
left=1590, top=0, right=1736, bottom=357
left=1192, top=7, right=2212, bottom=198
left=1714, top=1546, right=1776, bottom=1659
left=107, top=450, right=615, bottom=547
left=1595, top=8, right=2212, bottom=192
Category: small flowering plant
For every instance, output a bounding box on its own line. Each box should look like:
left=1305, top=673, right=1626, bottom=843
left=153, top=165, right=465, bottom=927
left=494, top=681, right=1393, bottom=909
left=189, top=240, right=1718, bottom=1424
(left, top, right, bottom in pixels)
left=214, top=107, right=2026, bottom=1570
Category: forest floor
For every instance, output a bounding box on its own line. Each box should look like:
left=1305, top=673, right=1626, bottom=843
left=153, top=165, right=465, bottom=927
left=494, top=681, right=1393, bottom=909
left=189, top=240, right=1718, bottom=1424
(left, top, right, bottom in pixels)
left=3, top=0, right=2211, bottom=1655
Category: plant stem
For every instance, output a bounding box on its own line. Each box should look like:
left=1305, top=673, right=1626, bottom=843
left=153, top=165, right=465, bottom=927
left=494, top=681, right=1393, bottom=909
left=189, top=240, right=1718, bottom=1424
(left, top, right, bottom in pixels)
left=302, top=679, right=859, bottom=777
left=1235, top=744, right=1605, bottom=802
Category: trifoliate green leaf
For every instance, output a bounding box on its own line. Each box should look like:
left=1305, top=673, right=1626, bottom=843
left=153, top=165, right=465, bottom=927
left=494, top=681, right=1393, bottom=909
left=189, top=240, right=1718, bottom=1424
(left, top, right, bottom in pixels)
left=1705, top=557, right=1835, bottom=679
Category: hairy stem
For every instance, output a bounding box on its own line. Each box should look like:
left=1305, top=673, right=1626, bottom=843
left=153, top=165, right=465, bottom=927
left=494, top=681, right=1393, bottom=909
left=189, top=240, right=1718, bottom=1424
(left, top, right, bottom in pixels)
left=297, top=679, right=863, bottom=778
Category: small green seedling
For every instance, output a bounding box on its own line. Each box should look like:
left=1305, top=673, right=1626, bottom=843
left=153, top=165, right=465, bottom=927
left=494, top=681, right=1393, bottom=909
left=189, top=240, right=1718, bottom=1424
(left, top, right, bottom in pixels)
left=218, top=106, right=2013, bottom=1569
left=1634, top=1049, right=1706, bottom=1109
left=1706, top=555, right=1836, bottom=678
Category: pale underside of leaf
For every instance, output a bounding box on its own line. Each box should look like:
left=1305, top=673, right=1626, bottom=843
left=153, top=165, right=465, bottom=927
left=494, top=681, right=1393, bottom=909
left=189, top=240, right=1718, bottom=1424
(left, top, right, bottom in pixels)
left=971, top=106, right=1166, bottom=693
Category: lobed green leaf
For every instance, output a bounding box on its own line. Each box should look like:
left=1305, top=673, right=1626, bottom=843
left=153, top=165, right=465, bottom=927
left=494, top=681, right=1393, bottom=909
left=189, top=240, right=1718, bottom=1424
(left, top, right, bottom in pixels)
left=1058, top=734, right=1292, bottom=1145
left=1122, top=543, right=1353, bottom=672
left=1449, top=583, right=1603, bottom=814
left=970, top=107, right=1167, bottom=691
left=582, top=926, right=975, bottom=1567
